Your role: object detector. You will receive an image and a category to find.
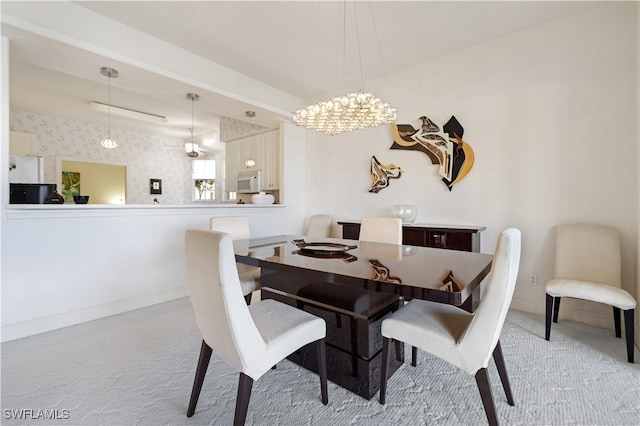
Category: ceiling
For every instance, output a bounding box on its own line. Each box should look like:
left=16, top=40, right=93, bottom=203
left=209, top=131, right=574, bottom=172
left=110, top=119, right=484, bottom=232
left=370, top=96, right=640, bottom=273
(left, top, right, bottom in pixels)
left=3, top=1, right=591, bottom=140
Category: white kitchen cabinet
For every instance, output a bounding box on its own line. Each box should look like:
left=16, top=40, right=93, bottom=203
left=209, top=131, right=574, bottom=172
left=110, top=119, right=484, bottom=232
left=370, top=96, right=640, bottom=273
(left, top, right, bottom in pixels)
left=259, top=130, right=279, bottom=190
left=10, top=131, right=37, bottom=156
left=224, top=139, right=240, bottom=191
left=224, top=129, right=279, bottom=191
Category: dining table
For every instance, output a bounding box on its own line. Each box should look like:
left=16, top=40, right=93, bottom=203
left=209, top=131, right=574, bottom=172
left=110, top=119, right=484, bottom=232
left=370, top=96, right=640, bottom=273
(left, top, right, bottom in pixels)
left=233, top=235, right=493, bottom=400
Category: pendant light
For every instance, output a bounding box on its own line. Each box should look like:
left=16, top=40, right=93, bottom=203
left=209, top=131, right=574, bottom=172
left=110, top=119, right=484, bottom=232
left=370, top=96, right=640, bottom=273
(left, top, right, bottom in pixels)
left=100, top=67, right=118, bottom=149
left=186, top=93, right=200, bottom=158
left=245, top=111, right=256, bottom=168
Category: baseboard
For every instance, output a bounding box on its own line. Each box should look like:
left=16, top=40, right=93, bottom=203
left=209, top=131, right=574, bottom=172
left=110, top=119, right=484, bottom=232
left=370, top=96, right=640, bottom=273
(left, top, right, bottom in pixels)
left=1, top=287, right=189, bottom=342
left=510, top=296, right=616, bottom=331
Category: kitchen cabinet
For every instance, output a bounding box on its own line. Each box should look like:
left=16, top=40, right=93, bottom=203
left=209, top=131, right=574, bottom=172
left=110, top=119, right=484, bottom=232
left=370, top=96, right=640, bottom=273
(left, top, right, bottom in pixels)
left=337, top=221, right=486, bottom=252
left=258, top=130, right=279, bottom=190
left=224, top=140, right=240, bottom=191
left=224, top=129, right=279, bottom=191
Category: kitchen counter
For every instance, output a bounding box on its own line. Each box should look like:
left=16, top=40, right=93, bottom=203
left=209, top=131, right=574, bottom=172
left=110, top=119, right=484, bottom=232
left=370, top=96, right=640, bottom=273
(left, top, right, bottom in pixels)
left=5, top=203, right=285, bottom=219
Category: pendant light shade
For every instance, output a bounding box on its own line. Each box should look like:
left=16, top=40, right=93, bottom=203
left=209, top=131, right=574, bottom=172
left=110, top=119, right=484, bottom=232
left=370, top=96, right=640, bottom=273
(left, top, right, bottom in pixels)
left=100, top=67, right=119, bottom=149
left=186, top=93, right=200, bottom=158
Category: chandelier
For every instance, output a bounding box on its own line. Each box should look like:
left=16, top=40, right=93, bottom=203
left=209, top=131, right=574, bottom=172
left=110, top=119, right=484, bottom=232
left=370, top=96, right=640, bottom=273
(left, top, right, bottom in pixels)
left=293, top=91, right=396, bottom=135
left=292, top=2, right=397, bottom=135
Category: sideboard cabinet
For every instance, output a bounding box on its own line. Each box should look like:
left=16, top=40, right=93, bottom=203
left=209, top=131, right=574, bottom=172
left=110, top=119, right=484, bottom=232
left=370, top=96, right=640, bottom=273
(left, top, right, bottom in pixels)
left=337, top=221, right=486, bottom=253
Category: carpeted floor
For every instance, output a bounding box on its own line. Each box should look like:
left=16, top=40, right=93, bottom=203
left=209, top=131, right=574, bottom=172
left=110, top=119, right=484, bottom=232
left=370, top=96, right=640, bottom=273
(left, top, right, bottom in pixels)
left=1, top=297, right=639, bottom=425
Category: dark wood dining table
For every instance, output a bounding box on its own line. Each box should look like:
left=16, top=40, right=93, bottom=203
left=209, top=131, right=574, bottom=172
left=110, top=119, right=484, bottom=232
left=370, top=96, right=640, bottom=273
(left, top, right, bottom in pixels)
left=233, top=235, right=493, bottom=400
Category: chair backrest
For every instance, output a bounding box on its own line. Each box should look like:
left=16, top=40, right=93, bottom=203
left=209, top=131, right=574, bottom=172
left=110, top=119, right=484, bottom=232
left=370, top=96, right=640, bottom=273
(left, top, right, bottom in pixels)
left=185, top=230, right=266, bottom=373
left=209, top=216, right=250, bottom=240
left=459, top=228, right=521, bottom=374
left=554, top=223, right=621, bottom=288
left=306, top=214, right=332, bottom=238
left=359, top=217, right=402, bottom=244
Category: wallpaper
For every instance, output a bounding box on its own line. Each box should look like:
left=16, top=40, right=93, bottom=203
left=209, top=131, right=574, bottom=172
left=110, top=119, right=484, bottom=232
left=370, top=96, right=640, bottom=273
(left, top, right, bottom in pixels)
left=220, top=116, right=266, bottom=141
left=10, top=110, right=192, bottom=204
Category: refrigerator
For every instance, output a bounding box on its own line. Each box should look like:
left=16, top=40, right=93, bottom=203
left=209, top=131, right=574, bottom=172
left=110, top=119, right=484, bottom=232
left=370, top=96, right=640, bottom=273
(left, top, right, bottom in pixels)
left=9, top=155, right=44, bottom=183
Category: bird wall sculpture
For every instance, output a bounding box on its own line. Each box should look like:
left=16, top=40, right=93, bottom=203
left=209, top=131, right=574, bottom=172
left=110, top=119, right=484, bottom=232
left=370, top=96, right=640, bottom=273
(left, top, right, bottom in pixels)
left=390, top=115, right=474, bottom=191
left=369, top=155, right=402, bottom=193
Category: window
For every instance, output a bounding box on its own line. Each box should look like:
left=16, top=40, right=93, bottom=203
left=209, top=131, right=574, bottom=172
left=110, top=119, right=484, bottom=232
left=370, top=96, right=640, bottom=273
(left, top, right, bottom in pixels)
left=192, top=160, right=216, bottom=201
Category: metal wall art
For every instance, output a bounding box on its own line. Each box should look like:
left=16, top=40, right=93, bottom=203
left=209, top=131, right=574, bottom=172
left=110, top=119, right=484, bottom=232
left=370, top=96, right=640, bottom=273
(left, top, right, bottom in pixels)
left=369, top=155, right=402, bottom=193
left=390, top=115, right=474, bottom=191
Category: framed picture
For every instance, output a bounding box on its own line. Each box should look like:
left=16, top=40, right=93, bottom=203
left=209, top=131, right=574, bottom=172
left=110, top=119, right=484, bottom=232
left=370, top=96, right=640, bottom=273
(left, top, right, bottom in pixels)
left=150, top=178, right=162, bottom=195
left=62, top=171, right=81, bottom=202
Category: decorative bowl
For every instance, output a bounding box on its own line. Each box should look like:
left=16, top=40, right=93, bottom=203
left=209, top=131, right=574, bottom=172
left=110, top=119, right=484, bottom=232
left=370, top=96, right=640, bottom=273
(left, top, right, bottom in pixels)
left=391, top=205, right=417, bottom=224
left=73, top=195, right=90, bottom=204
left=250, top=192, right=275, bottom=205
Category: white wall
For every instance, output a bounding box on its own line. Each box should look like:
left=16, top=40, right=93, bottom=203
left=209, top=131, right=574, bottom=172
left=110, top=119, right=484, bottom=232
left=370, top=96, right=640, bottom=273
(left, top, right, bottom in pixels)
left=1, top=204, right=301, bottom=341
left=306, top=3, right=639, bottom=330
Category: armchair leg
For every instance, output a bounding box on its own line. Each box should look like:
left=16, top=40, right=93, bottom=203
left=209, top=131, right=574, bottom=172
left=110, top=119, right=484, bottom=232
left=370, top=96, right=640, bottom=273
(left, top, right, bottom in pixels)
left=553, top=297, right=561, bottom=323
left=624, top=309, right=635, bottom=363
left=545, top=294, right=553, bottom=341
left=492, top=341, right=514, bottom=406
left=234, top=373, right=253, bottom=426
left=475, top=368, right=498, bottom=426
left=379, top=337, right=390, bottom=405
left=411, top=346, right=418, bottom=367
left=316, top=338, right=329, bottom=405
left=613, top=307, right=621, bottom=338
left=244, top=294, right=252, bottom=305
left=187, top=340, right=213, bottom=417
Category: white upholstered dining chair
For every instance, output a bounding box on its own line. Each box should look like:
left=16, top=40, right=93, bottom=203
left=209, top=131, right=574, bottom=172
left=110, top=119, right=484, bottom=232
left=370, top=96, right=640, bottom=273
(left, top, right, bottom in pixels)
left=306, top=214, right=332, bottom=238
left=379, top=228, right=521, bottom=426
left=359, top=217, right=402, bottom=244
left=185, top=230, right=328, bottom=426
left=545, top=223, right=636, bottom=363
left=210, top=216, right=260, bottom=305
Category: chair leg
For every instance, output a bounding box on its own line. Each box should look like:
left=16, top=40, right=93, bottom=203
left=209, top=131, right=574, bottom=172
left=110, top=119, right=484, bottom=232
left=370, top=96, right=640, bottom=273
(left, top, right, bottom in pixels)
left=244, top=294, right=252, bottom=305
left=475, top=368, right=498, bottom=426
left=394, top=340, right=404, bottom=363
left=492, top=341, right=515, bottom=406
left=187, top=340, right=213, bottom=417
left=553, top=297, right=561, bottom=323
left=379, top=337, right=390, bottom=405
left=234, top=373, right=253, bottom=426
left=411, top=346, right=418, bottom=367
left=624, top=309, right=635, bottom=363
left=316, top=338, right=329, bottom=405
left=613, top=307, right=621, bottom=338
left=545, top=294, right=553, bottom=341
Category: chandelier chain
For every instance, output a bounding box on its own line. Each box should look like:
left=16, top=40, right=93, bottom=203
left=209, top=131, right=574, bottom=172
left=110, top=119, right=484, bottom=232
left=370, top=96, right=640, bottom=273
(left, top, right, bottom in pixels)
left=353, top=2, right=365, bottom=92
left=341, top=0, right=347, bottom=93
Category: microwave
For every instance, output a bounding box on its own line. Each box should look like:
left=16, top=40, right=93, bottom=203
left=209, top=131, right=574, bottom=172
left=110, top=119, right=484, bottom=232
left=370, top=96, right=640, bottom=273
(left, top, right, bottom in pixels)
left=237, top=170, right=261, bottom=193
left=10, top=183, right=57, bottom=204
